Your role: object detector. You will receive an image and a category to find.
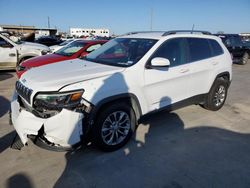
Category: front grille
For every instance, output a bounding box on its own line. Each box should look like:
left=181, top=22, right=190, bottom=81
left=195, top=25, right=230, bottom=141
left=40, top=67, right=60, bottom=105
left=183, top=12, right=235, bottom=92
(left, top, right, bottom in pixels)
left=16, top=81, right=33, bottom=104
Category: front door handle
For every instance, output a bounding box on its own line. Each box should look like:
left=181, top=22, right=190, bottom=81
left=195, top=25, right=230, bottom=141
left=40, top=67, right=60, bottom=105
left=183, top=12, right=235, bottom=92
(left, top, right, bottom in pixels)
left=212, top=62, right=219, bottom=65
left=9, top=53, right=16, bottom=57
left=180, top=68, right=189, bottom=73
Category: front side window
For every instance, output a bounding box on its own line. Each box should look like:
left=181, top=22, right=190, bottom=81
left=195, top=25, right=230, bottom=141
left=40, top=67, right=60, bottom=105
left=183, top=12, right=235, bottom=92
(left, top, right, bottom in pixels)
left=150, top=38, right=186, bottom=67
left=187, top=38, right=212, bottom=62
left=0, top=36, right=13, bottom=48
left=84, top=38, right=157, bottom=67
left=55, top=41, right=87, bottom=56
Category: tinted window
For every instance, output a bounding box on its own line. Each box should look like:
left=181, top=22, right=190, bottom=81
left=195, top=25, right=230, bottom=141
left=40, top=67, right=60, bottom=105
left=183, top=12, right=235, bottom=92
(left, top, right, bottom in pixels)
left=86, top=44, right=102, bottom=52
left=55, top=41, right=87, bottom=56
left=151, top=38, right=186, bottom=67
left=0, top=37, right=8, bottom=46
left=187, top=38, right=212, bottom=62
left=209, top=39, right=223, bottom=56
left=0, top=37, right=13, bottom=47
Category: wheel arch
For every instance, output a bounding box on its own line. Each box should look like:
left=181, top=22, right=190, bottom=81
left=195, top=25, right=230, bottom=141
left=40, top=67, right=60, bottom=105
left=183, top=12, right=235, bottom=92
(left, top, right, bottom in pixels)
left=216, top=71, right=230, bottom=81
left=210, top=71, right=231, bottom=92
left=89, top=93, right=142, bottom=125
left=17, top=55, right=36, bottom=65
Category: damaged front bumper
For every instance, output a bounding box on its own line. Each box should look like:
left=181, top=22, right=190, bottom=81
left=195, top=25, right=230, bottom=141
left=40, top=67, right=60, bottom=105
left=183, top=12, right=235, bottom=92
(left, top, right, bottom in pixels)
left=10, top=91, right=84, bottom=151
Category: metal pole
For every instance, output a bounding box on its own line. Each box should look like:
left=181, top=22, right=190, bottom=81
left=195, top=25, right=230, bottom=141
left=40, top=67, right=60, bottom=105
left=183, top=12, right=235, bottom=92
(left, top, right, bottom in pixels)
left=150, top=8, right=153, bottom=31
left=48, top=17, right=50, bottom=28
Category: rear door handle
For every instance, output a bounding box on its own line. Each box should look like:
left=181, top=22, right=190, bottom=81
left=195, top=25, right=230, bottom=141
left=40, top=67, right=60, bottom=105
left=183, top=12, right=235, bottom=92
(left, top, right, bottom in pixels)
left=212, top=62, right=219, bottom=65
left=9, top=53, right=16, bottom=57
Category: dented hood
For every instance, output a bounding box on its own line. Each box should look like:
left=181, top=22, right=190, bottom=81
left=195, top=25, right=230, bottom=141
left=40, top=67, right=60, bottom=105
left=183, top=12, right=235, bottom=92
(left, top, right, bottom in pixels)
left=20, top=59, right=125, bottom=92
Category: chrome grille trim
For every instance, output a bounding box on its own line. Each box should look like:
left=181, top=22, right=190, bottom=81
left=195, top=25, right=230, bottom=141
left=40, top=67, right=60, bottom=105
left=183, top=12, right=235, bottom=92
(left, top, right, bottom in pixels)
left=15, top=81, right=33, bottom=104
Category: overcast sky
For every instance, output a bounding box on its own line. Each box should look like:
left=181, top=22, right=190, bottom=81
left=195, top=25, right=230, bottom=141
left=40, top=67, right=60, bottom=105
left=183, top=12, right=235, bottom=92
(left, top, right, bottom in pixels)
left=0, top=0, right=249, bottom=34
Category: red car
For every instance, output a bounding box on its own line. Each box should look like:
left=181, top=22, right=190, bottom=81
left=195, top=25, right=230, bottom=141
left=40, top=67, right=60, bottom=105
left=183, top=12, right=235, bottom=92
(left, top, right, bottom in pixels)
left=16, top=39, right=107, bottom=78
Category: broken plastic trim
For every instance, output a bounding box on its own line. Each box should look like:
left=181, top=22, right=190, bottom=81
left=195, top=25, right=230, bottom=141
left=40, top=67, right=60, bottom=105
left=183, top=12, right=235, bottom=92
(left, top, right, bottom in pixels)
left=28, top=126, right=83, bottom=152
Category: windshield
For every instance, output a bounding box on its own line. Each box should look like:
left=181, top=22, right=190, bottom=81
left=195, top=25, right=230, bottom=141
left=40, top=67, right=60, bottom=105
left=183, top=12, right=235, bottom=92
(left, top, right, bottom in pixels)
left=59, top=39, right=73, bottom=46
left=1, top=33, right=22, bottom=44
left=55, top=40, right=87, bottom=56
left=84, top=38, right=157, bottom=67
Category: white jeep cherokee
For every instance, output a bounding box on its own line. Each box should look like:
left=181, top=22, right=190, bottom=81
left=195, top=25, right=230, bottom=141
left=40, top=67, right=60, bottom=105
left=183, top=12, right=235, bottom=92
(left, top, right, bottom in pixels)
left=11, top=30, right=232, bottom=151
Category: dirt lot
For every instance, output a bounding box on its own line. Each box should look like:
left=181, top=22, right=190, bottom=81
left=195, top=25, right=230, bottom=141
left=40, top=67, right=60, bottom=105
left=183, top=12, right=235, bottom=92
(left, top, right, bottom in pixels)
left=1, top=62, right=250, bottom=188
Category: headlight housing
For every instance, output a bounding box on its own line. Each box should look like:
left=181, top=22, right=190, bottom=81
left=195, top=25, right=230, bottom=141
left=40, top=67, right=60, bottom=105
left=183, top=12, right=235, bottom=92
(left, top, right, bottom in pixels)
left=33, top=90, right=84, bottom=115
left=41, top=49, right=51, bottom=55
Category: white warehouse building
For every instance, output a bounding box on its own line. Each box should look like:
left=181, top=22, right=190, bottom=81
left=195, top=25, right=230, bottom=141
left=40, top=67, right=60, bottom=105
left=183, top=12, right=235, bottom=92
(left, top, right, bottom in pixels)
left=70, top=28, right=110, bottom=37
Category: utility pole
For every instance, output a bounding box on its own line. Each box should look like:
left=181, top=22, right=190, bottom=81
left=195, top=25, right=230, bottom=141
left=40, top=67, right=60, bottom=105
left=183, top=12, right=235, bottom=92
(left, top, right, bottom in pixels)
left=191, top=24, right=195, bottom=33
left=150, top=8, right=153, bottom=31
left=48, top=16, right=50, bottom=28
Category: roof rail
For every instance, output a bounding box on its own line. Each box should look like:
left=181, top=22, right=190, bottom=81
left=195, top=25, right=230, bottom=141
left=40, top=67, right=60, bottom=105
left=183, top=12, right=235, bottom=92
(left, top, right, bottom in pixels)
left=162, top=30, right=211, bottom=36
left=122, top=31, right=164, bottom=36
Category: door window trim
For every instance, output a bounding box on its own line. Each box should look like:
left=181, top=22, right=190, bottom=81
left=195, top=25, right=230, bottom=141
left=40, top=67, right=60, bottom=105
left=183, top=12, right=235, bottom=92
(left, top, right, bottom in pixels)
left=145, top=37, right=188, bottom=69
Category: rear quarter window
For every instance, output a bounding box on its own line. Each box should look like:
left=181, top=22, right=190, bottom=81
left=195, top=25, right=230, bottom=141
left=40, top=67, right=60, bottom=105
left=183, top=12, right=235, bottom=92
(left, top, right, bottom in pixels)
left=209, top=39, right=224, bottom=56
left=187, top=38, right=212, bottom=62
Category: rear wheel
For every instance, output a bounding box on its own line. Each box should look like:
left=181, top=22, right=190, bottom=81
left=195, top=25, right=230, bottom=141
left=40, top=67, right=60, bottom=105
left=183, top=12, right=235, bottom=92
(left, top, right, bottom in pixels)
left=93, top=103, right=135, bottom=151
left=203, top=78, right=229, bottom=111
left=240, top=52, right=249, bottom=65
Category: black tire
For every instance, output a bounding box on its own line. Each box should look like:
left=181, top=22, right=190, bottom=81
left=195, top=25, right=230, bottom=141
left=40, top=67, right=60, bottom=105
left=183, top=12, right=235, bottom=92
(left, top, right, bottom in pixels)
left=240, top=52, right=249, bottom=65
left=203, top=78, right=229, bottom=111
left=93, top=103, right=136, bottom=152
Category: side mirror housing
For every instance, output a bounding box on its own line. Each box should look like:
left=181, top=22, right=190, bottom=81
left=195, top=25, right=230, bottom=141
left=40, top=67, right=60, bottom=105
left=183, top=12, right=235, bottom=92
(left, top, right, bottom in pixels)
left=150, top=57, right=170, bottom=68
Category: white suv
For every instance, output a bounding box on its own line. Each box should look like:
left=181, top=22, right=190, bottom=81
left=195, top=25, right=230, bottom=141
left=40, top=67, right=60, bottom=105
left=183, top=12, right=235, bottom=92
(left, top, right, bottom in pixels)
left=11, top=30, right=232, bottom=151
left=0, top=33, right=50, bottom=70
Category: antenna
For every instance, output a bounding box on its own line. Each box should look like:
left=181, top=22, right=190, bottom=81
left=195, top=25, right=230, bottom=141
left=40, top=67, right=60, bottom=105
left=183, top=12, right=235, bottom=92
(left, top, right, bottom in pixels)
left=191, top=24, right=195, bottom=34
left=150, top=8, right=153, bottom=31
left=48, top=16, right=50, bottom=28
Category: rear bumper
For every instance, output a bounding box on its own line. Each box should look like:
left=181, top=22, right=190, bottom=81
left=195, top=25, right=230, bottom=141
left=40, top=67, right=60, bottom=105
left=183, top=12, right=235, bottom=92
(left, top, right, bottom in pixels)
left=11, top=91, right=84, bottom=149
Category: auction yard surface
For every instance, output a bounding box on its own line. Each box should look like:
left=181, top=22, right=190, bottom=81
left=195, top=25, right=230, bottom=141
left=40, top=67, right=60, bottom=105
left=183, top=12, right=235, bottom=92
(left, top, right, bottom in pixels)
left=0, top=62, right=250, bottom=188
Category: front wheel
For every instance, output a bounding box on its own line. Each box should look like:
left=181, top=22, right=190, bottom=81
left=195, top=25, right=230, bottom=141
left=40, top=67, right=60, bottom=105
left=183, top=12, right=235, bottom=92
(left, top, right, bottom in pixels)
left=93, top=103, right=136, bottom=151
left=203, top=78, right=229, bottom=111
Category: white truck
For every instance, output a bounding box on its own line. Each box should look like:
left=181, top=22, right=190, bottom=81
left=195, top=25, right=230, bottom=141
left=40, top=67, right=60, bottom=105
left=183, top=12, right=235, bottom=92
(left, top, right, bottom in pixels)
left=0, top=33, right=50, bottom=70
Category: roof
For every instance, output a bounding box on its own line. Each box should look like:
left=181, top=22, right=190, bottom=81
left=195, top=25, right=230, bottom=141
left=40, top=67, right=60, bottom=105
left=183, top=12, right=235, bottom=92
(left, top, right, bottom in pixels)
left=118, top=30, right=218, bottom=40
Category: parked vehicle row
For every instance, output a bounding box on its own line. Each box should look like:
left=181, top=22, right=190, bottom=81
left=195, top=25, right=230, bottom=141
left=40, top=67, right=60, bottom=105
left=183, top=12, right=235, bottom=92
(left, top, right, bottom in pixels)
left=10, top=30, right=232, bottom=152
left=34, top=36, right=63, bottom=47
left=216, top=34, right=250, bottom=65
left=16, top=39, right=107, bottom=78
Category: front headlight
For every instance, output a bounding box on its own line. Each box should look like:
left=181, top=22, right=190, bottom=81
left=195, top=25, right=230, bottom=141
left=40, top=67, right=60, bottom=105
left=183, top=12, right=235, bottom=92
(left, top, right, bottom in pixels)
left=41, top=49, right=51, bottom=55
left=34, top=90, right=84, bottom=113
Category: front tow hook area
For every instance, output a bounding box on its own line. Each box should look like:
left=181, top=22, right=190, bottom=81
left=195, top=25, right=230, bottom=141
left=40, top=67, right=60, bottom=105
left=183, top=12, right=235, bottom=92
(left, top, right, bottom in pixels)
left=10, top=133, right=24, bottom=150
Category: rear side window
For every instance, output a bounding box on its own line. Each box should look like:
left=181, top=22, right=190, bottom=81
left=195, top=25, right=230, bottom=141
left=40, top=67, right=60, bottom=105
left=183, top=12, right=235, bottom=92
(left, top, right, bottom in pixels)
left=209, top=39, right=224, bottom=56
left=187, top=38, right=212, bottom=62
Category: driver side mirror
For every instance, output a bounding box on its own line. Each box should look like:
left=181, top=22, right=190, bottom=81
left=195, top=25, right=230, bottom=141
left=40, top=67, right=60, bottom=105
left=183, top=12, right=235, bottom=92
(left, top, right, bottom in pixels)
left=148, top=57, right=170, bottom=68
